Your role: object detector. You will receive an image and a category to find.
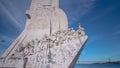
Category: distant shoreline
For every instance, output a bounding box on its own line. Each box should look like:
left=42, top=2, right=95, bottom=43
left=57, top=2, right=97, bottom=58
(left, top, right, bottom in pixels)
left=76, top=61, right=120, bottom=65
left=93, top=61, right=120, bottom=64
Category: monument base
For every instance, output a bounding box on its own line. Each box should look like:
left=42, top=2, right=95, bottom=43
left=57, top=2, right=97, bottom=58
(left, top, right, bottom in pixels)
left=0, top=29, right=88, bottom=68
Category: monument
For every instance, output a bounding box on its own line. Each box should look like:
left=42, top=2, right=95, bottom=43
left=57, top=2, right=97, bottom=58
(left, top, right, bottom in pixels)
left=0, top=0, right=88, bottom=68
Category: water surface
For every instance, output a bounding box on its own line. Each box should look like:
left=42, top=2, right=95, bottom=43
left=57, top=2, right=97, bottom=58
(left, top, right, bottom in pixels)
left=75, top=64, right=120, bottom=68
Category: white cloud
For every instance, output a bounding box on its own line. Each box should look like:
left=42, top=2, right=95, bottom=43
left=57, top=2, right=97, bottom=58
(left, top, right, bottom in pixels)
left=75, top=0, right=96, bottom=16
left=61, top=0, right=96, bottom=25
left=0, top=1, right=24, bottom=30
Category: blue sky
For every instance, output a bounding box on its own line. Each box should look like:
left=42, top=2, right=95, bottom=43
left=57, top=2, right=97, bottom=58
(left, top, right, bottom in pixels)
left=0, top=0, right=120, bottom=62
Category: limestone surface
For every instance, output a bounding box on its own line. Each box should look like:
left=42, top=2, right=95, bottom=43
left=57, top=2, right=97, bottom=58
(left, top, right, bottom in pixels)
left=0, top=0, right=88, bottom=68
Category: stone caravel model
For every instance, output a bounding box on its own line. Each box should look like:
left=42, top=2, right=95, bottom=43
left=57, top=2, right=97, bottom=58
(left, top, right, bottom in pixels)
left=0, top=0, right=88, bottom=68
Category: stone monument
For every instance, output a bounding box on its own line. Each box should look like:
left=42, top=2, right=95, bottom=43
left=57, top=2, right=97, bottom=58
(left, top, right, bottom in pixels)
left=0, top=0, right=88, bottom=68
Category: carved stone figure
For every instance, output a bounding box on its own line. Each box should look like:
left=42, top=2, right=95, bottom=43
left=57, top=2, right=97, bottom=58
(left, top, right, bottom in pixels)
left=0, top=0, right=88, bottom=68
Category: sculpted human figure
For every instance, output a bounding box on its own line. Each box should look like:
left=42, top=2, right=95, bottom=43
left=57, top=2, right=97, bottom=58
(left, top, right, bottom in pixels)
left=77, top=23, right=85, bottom=36
left=0, top=0, right=88, bottom=68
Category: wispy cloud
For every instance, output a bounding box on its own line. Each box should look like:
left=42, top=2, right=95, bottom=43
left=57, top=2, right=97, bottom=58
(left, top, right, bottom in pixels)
left=73, top=0, right=96, bottom=17
left=61, top=0, right=96, bottom=25
left=0, top=0, right=29, bottom=30
left=0, top=2, right=22, bottom=30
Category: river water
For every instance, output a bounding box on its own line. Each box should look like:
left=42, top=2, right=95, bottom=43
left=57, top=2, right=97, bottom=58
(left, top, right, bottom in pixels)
left=75, top=64, right=120, bottom=68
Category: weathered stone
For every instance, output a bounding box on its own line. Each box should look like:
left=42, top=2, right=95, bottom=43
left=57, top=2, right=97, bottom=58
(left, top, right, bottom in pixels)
left=0, top=57, right=27, bottom=68
left=0, top=0, right=88, bottom=68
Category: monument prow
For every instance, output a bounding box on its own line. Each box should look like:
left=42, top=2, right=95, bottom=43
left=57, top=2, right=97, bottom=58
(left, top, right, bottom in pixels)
left=0, top=0, right=88, bottom=68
